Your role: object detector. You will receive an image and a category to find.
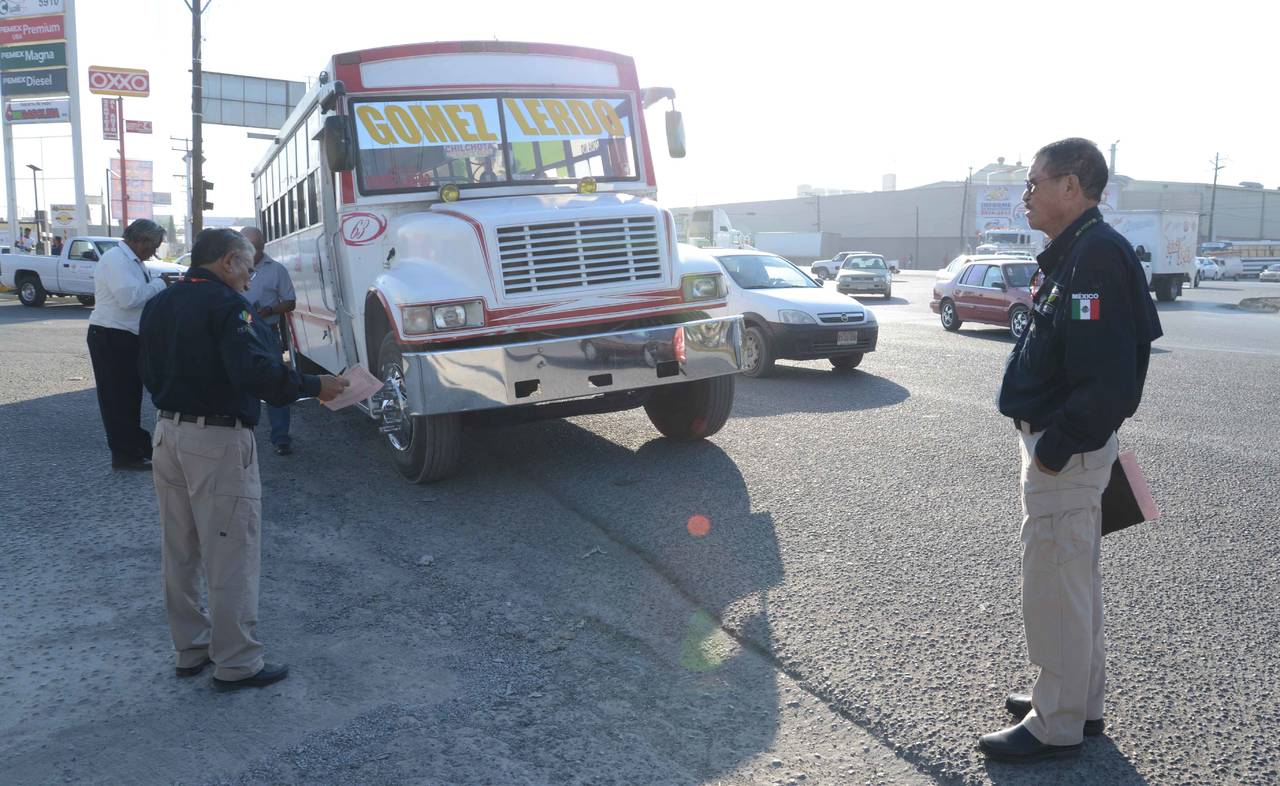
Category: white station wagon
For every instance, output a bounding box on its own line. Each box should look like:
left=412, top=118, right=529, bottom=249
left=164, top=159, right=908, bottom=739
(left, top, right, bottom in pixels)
left=686, top=246, right=878, bottom=377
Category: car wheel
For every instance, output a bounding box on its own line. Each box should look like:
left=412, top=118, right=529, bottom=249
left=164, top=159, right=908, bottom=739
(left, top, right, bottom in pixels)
left=829, top=353, right=863, bottom=371
left=17, top=274, right=47, bottom=307
left=1192, top=272, right=1200, bottom=289
left=940, top=298, right=962, bottom=331
left=883, top=286, right=892, bottom=300
left=741, top=325, right=776, bottom=378
left=1009, top=305, right=1030, bottom=340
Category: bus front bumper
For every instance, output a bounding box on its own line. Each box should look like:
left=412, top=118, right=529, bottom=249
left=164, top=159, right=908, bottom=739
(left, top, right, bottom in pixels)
left=393, top=316, right=744, bottom=416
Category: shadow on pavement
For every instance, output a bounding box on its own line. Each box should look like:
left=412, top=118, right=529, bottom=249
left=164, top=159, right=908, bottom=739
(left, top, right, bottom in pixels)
left=733, top=367, right=910, bottom=418
left=0, top=300, right=92, bottom=323
left=982, top=735, right=1149, bottom=784
left=473, top=418, right=793, bottom=782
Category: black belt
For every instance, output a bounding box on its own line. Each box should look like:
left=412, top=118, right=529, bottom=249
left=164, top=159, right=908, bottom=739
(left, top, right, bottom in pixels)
left=1014, top=419, right=1045, bottom=434
left=159, top=410, right=246, bottom=428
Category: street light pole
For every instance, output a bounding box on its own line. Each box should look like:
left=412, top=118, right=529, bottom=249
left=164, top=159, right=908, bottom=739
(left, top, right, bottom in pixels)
left=26, top=164, right=43, bottom=255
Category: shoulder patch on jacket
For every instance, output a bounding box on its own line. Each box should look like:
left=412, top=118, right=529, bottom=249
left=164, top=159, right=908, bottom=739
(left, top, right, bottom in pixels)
left=1071, top=293, right=1101, bottom=320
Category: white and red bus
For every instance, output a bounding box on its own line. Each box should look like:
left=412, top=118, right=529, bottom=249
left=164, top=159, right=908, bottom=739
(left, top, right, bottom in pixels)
left=251, top=41, right=743, bottom=483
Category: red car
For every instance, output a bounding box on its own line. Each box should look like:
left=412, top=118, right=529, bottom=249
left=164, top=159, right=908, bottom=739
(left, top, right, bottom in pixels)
left=930, top=256, right=1039, bottom=339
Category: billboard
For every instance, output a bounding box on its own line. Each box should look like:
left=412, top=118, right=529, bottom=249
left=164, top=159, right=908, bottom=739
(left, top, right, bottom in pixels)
left=4, top=96, right=67, bottom=122
left=87, top=65, right=149, bottom=97
left=0, top=65, right=67, bottom=96
left=0, top=41, right=65, bottom=70
left=201, top=70, right=305, bottom=129
left=109, top=158, right=154, bottom=221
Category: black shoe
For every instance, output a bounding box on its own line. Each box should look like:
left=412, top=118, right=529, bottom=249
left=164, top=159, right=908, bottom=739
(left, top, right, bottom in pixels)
left=979, top=724, right=1082, bottom=761
left=111, top=455, right=152, bottom=471
left=175, top=656, right=211, bottom=677
left=274, top=443, right=293, bottom=456
left=212, top=662, right=289, bottom=692
left=1006, top=692, right=1105, bottom=736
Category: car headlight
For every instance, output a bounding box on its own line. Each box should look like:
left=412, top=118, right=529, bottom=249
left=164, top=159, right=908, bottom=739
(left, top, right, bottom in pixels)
left=777, top=309, right=816, bottom=324
left=402, top=300, right=485, bottom=334
left=682, top=273, right=726, bottom=302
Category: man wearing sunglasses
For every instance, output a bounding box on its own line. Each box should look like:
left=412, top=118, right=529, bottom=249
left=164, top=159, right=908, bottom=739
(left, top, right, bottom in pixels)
left=983, top=138, right=1163, bottom=761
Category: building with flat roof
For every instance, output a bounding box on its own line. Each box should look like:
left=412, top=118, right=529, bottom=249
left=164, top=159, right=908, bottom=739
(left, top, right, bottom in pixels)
left=679, top=161, right=1280, bottom=269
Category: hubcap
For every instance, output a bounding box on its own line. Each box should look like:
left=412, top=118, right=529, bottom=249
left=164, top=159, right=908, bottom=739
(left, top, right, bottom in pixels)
left=1012, top=310, right=1028, bottom=337
left=373, top=363, right=413, bottom=452
left=744, top=333, right=760, bottom=372
left=21, top=282, right=35, bottom=301
left=943, top=304, right=954, bottom=325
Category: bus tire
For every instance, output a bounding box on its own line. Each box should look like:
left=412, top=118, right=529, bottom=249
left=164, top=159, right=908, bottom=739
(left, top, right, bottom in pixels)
left=644, top=375, right=735, bottom=442
left=376, top=332, right=461, bottom=484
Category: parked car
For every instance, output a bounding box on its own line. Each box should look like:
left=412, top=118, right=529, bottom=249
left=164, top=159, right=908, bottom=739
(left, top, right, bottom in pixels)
left=835, top=253, right=893, bottom=299
left=812, top=251, right=898, bottom=280
left=692, top=246, right=878, bottom=377
left=1194, top=256, right=1220, bottom=287
left=0, top=235, right=185, bottom=307
left=930, top=258, right=1039, bottom=339
left=1260, top=263, right=1280, bottom=282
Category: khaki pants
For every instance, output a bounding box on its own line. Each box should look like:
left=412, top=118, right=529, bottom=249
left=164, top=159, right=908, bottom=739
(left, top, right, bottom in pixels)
left=152, top=415, right=264, bottom=681
left=1018, top=427, right=1117, bottom=746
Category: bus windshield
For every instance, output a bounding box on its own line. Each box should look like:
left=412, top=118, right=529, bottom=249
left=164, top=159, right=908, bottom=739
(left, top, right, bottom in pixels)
left=352, top=94, right=640, bottom=195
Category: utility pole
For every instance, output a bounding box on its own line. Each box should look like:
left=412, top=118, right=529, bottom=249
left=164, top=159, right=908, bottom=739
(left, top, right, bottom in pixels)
left=187, top=0, right=210, bottom=235
left=914, top=205, right=920, bottom=268
left=1208, top=153, right=1226, bottom=242
left=171, top=136, right=193, bottom=251
left=959, top=166, right=972, bottom=251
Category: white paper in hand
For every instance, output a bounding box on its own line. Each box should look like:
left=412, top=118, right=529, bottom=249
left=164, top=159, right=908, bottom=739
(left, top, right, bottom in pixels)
left=323, top=364, right=386, bottom=411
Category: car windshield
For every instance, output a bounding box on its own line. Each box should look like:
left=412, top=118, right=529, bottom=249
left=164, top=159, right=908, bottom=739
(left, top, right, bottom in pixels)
left=842, top=256, right=886, bottom=270
left=353, top=94, right=640, bottom=194
left=1003, top=263, right=1038, bottom=288
left=1269, top=264, right=1280, bottom=271
left=719, top=254, right=818, bottom=289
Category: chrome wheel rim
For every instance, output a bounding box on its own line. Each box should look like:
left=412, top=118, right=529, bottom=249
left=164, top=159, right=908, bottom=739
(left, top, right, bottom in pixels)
left=20, top=282, right=35, bottom=301
left=942, top=303, right=955, bottom=326
left=1011, top=310, right=1029, bottom=338
left=379, top=363, right=414, bottom=452
left=743, top=333, right=761, bottom=373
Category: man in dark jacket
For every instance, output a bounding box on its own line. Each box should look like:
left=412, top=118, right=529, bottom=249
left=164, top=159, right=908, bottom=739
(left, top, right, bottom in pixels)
left=140, top=228, right=347, bottom=691
left=981, top=138, right=1163, bottom=761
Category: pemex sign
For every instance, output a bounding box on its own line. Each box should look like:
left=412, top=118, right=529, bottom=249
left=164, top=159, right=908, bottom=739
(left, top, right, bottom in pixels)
left=87, top=65, right=149, bottom=97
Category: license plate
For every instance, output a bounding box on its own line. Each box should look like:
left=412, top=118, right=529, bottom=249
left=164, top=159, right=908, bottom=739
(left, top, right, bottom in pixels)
left=837, top=331, right=858, bottom=345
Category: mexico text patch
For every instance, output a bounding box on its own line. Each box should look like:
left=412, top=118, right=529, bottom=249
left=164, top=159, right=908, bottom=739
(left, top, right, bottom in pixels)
left=1071, top=293, right=1100, bottom=320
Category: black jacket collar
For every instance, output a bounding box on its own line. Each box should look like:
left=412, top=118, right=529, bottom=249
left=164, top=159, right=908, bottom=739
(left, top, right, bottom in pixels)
left=1037, top=206, right=1103, bottom=275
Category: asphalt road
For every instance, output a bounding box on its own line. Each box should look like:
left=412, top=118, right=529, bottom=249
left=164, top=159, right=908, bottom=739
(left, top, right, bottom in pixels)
left=1, top=273, right=1277, bottom=785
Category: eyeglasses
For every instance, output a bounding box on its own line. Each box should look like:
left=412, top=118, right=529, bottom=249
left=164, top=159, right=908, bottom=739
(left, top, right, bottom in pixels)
left=1024, top=173, right=1069, bottom=195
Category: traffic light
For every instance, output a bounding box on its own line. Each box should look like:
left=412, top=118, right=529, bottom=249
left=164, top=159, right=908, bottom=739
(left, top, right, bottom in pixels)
left=201, top=179, right=214, bottom=211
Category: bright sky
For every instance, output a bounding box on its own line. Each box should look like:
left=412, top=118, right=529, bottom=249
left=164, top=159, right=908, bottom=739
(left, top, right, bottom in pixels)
left=3, top=0, right=1276, bottom=228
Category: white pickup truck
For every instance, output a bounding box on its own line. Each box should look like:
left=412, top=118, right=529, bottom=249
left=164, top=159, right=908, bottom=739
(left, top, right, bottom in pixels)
left=0, top=236, right=184, bottom=307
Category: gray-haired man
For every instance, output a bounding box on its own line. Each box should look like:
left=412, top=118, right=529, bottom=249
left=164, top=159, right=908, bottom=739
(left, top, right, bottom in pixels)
left=240, top=226, right=298, bottom=455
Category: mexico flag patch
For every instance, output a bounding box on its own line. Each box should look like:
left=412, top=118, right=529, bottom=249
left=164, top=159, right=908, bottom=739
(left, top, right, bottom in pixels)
left=1071, top=293, right=1101, bottom=320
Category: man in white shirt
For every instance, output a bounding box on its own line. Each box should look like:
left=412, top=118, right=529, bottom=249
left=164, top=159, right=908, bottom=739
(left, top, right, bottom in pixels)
left=87, top=219, right=168, bottom=470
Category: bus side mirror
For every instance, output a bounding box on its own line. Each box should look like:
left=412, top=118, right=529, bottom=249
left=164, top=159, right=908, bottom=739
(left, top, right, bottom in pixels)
left=322, top=115, right=355, bottom=172
left=665, top=110, right=686, bottom=159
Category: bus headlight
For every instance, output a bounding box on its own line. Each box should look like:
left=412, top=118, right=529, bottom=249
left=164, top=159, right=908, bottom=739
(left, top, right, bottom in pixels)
left=402, top=300, right=485, bottom=334
left=682, top=273, right=725, bottom=302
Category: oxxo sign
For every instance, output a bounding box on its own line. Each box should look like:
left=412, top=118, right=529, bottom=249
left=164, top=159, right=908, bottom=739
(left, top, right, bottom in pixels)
left=86, top=65, right=149, bottom=97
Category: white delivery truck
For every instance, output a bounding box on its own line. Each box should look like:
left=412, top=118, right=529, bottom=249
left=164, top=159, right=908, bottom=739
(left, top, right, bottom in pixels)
left=1106, top=210, right=1199, bottom=301
left=750, top=231, right=832, bottom=266
left=253, top=40, right=744, bottom=483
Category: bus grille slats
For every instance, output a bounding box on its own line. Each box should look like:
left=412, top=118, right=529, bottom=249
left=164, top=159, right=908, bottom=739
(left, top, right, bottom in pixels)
left=496, top=216, right=663, bottom=295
